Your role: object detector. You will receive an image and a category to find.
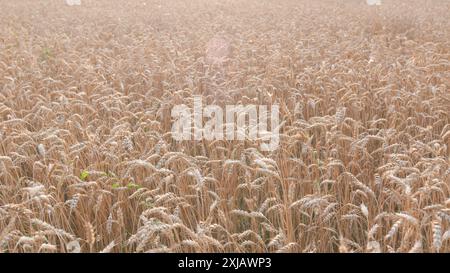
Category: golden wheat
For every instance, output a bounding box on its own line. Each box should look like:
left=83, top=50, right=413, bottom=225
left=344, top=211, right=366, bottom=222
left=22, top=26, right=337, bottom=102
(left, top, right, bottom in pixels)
left=0, top=0, right=449, bottom=253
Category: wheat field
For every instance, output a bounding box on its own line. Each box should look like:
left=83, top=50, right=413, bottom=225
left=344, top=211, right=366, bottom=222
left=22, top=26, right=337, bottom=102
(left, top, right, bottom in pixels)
left=0, top=0, right=449, bottom=253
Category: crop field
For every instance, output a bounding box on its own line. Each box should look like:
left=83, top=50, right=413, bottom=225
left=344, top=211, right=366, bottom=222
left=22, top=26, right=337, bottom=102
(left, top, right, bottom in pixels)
left=0, top=0, right=449, bottom=253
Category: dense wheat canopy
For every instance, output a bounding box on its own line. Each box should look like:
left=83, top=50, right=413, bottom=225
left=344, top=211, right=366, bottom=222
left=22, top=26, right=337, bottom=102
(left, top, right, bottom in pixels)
left=0, top=0, right=449, bottom=253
